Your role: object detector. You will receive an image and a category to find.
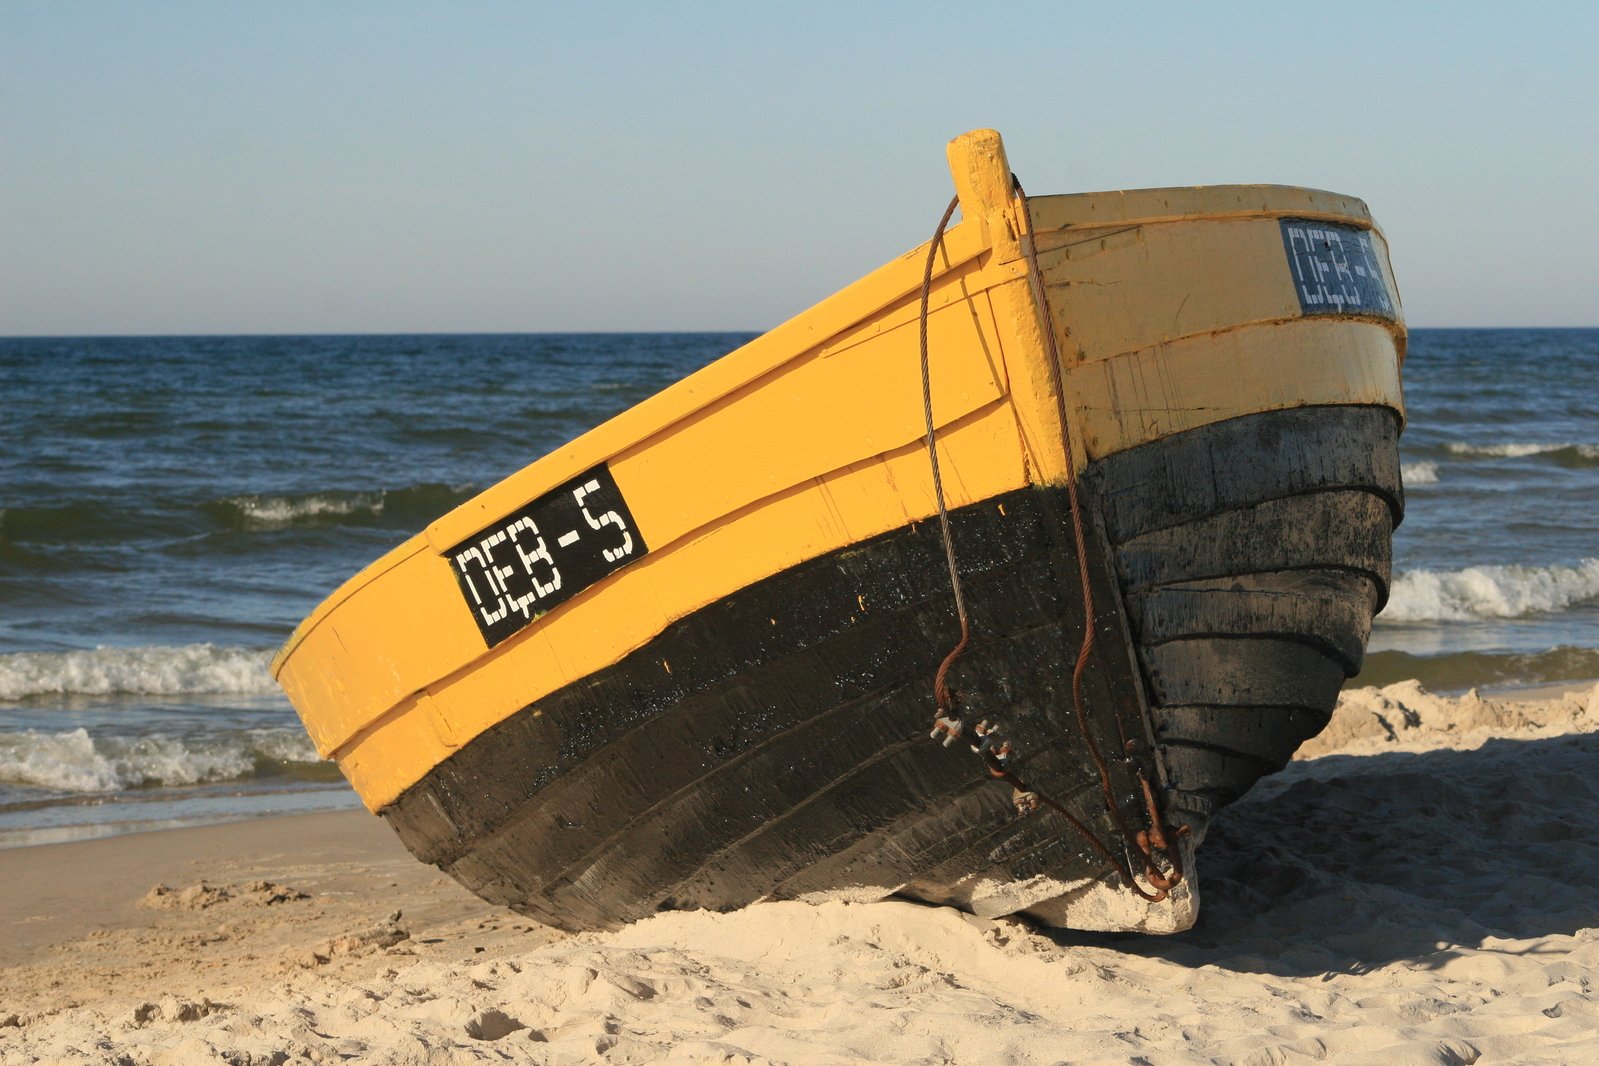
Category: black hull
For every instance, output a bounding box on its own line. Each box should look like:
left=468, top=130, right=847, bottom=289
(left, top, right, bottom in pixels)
left=1088, top=404, right=1402, bottom=832
left=384, top=478, right=1170, bottom=932
left=382, top=403, right=1400, bottom=931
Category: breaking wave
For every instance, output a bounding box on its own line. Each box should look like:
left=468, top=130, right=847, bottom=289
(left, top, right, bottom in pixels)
left=0, top=727, right=322, bottom=793
left=0, top=644, right=277, bottom=702
left=219, top=492, right=382, bottom=526
left=1443, top=442, right=1599, bottom=467
left=206, top=482, right=476, bottom=529
left=1381, top=559, right=1599, bottom=622
left=1400, top=461, right=1439, bottom=485
left=0, top=484, right=479, bottom=551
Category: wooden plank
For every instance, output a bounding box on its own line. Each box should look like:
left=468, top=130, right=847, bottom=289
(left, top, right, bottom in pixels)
left=1088, top=405, right=1402, bottom=543
left=1026, top=185, right=1374, bottom=234
left=1063, top=318, right=1404, bottom=459
left=1112, top=490, right=1394, bottom=601
left=1125, top=569, right=1379, bottom=674
left=1036, top=216, right=1402, bottom=365
left=1139, top=636, right=1347, bottom=711
left=1152, top=705, right=1331, bottom=768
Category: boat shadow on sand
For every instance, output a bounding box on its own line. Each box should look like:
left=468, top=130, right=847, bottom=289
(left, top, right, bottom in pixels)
left=1038, top=729, right=1599, bottom=977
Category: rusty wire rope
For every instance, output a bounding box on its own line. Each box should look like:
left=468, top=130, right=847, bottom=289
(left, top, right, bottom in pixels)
left=918, top=194, right=969, bottom=714
left=918, top=181, right=1183, bottom=902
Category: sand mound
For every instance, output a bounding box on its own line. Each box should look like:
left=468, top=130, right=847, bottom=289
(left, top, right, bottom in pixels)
left=138, top=880, right=310, bottom=911
left=1304, top=679, right=1599, bottom=757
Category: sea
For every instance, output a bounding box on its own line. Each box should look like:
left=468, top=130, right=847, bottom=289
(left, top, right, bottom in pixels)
left=2, top=329, right=1596, bottom=848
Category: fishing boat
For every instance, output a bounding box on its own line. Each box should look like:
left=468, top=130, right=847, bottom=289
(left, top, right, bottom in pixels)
left=273, top=129, right=1404, bottom=934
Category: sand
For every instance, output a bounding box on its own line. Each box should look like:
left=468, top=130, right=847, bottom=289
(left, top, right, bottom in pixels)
left=4, top=680, right=1598, bottom=1065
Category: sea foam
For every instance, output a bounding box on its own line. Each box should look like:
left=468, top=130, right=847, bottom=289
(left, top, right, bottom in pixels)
left=1382, top=559, right=1599, bottom=622
left=213, top=483, right=477, bottom=529
left=222, top=492, right=383, bottom=526
left=0, top=644, right=278, bottom=701
left=1400, top=461, right=1439, bottom=485
left=0, top=726, right=319, bottom=792
left=1444, top=442, right=1599, bottom=465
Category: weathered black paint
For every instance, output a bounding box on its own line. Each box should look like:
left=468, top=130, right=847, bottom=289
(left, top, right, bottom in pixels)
left=386, top=479, right=1162, bottom=931
left=384, top=403, right=1401, bottom=929
left=1085, top=404, right=1402, bottom=827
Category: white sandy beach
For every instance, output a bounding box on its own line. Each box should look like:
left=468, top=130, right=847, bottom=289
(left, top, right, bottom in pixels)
left=4, top=679, right=1597, bottom=1065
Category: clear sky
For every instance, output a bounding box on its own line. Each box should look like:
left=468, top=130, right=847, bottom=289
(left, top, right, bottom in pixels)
left=3, top=1, right=1595, bottom=335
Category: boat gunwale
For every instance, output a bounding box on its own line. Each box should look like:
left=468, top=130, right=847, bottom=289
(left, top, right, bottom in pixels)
left=1022, top=183, right=1374, bottom=235
left=273, top=184, right=1387, bottom=677
left=270, top=219, right=996, bottom=675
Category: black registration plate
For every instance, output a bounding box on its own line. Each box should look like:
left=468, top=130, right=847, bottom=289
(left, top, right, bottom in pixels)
left=1279, top=218, right=1397, bottom=320
left=445, top=463, right=647, bottom=647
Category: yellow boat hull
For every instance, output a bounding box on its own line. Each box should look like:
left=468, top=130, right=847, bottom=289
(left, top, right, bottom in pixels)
left=273, top=130, right=1404, bottom=932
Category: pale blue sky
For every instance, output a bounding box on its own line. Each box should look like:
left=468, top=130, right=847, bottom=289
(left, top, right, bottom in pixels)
left=3, top=1, right=1595, bottom=334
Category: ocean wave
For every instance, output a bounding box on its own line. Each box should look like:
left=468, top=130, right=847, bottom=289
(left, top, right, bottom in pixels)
left=217, top=492, right=382, bottom=527
left=2, top=482, right=479, bottom=551
left=0, top=644, right=277, bottom=701
left=207, top=482, right=476, bottom=529
left=0, top=726, right=321, bottom=793
left=1443, top=442, right=1599, bottom=467
left=1354, top=645, right=1599, bottom=691
left=1400, top=461, right=1439, bottom=485
left=0, top=501, right=136, bottom=544
left=1381, top=559, right=1599, bottom=622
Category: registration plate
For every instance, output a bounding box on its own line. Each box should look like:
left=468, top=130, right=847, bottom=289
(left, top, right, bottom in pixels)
left=1279, top=218, right=1397, bottom=320
left=445, top=463, right=647, bottom=647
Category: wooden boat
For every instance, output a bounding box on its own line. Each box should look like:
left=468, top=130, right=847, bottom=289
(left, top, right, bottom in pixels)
left=273, top=130, right=1404, bottom=934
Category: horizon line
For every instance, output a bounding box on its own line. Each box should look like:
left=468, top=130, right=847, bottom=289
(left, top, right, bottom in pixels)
left=5, top=324, right=1598, bottom=341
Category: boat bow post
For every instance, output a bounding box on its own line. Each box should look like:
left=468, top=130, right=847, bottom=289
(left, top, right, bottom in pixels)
left=921, top=129, right=1191, bottom=910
